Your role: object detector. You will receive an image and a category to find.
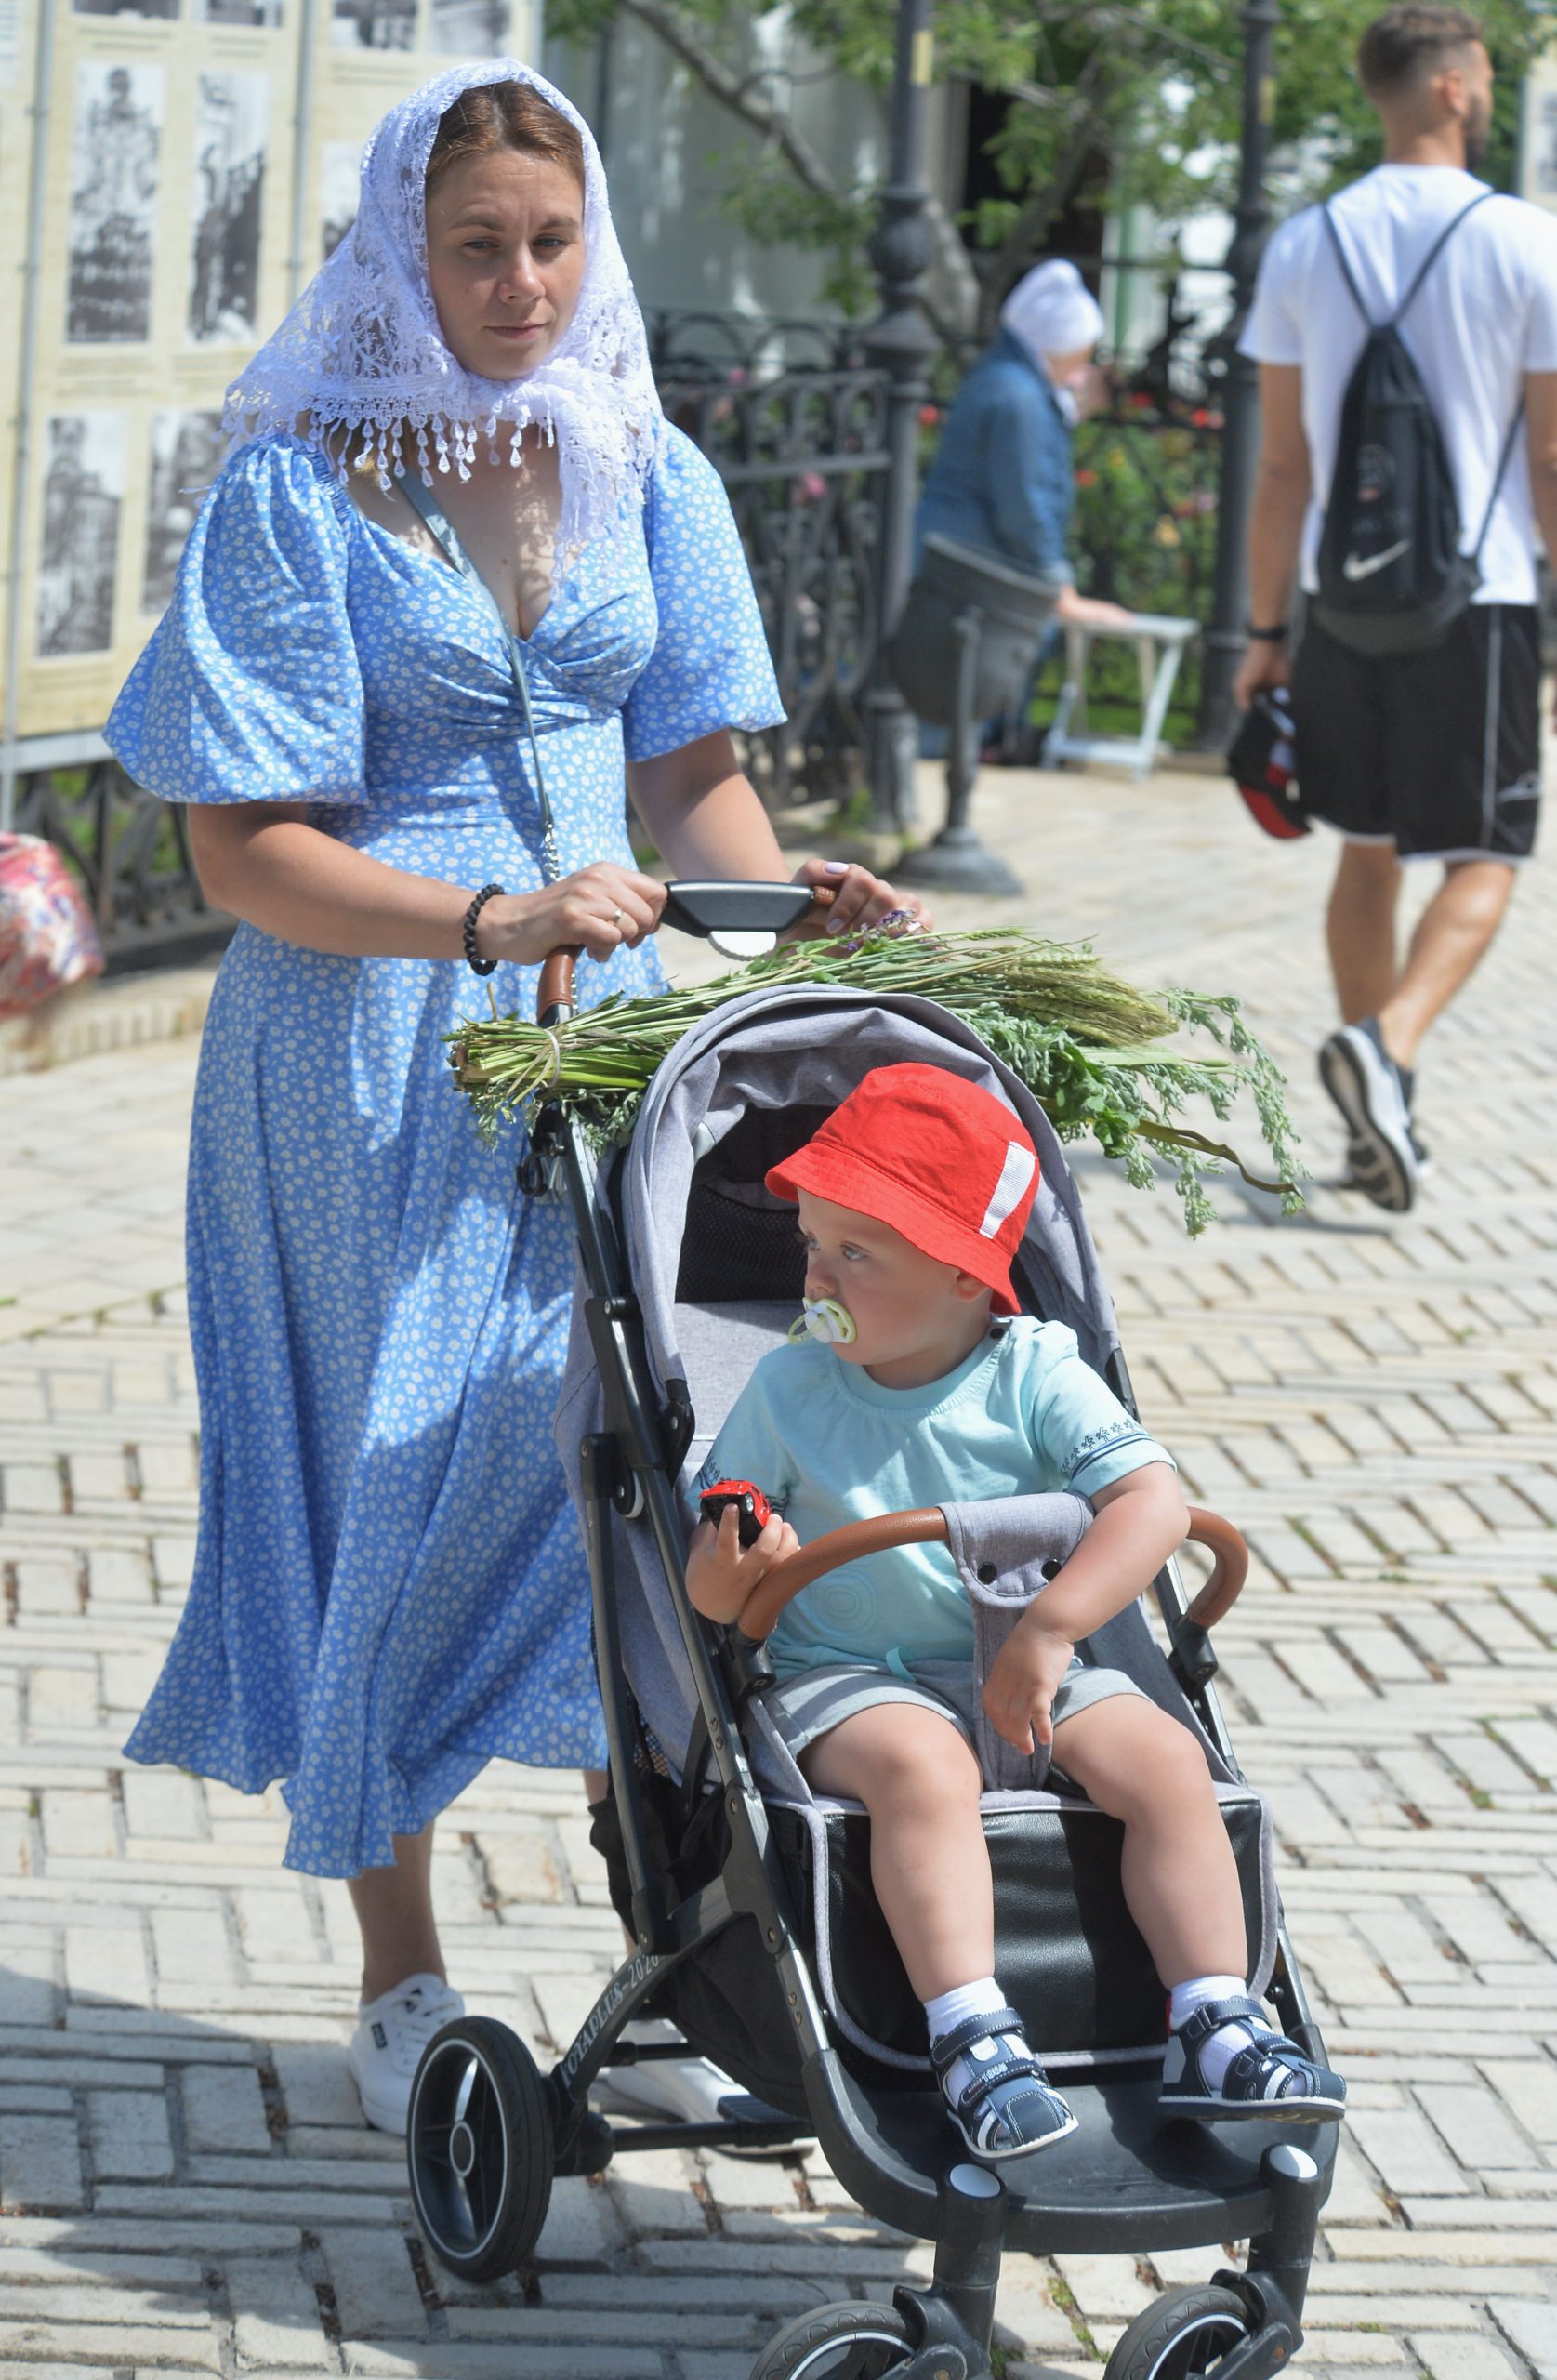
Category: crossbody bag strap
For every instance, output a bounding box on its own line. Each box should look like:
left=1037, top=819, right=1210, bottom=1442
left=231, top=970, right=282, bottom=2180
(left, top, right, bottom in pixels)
left=396, top=469, right=564, bottom=888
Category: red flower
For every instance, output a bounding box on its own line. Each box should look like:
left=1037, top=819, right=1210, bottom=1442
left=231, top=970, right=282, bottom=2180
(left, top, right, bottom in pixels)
left=918, top=403, right=942, bottom=426
left=1075, top=468, right=1098, bottom=487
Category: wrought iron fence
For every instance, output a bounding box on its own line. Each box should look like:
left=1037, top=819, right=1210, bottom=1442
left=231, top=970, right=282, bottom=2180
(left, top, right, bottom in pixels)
left=12, top=750, right=220, bottom=969
left=659, top=353, right=890, bottom=813
left=14, top=296, right=1220, bottom=965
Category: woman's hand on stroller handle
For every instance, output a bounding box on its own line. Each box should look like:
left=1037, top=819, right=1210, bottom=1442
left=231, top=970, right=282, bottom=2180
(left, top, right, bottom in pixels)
left=533, top=877, right=847, bottom=1022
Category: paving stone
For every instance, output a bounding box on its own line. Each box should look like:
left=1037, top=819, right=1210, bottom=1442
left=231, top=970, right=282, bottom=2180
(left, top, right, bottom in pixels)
left=1490, top=2299, right=1557, bottom=2374
left=227, top=2254, right=334, bottom=2369
left=1407, top=2336, right=1524, bottom=2380
left=181, top=2062, right=271, bottom=2155
left=322, top=2226, right=429, bottom=2339
left=89, top=2089, right=175, bottom=2180
left=0, top=2114, right=85, bottom=2212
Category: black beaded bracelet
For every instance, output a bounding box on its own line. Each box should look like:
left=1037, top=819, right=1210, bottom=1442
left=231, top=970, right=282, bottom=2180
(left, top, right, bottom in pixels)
left=462, top=881, right=505, bottom=976
left=1247, top=622, right=1288, bottom=642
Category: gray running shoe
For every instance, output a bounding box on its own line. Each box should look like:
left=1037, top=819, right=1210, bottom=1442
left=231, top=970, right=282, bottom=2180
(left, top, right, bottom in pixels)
left=1346, top=1127, right=1432, bottom=1185
left=1320, top=1021, right=1418, bottom=1213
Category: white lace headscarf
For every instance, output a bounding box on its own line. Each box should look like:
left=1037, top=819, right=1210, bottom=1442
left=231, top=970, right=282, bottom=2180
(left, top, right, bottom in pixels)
left=222, top=59, right=663, bottom=562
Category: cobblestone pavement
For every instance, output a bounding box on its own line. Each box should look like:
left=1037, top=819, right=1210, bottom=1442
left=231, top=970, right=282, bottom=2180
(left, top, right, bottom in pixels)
left=2, top=760, right=1556, bottom=2379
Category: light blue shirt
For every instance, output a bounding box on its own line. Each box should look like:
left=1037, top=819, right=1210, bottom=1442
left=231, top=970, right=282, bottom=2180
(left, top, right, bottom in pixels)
left=698, top=1317, right=1173, bottom=1681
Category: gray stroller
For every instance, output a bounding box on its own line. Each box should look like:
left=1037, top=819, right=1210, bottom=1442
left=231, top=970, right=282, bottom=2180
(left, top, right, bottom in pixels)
left=405, top=883, right=1339, bottom=2380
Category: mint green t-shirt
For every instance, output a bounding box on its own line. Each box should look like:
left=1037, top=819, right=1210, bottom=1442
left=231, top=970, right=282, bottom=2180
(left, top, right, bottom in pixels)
left=697, top=1317, right=1173, bottom=1681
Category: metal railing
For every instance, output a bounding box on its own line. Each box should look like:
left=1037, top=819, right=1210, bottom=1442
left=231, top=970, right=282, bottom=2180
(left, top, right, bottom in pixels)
left=10, top=293, right=1220, bottom=966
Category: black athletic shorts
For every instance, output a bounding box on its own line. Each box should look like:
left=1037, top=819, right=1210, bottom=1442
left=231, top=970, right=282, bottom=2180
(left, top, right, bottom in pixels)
left=1291, top=602, right=1541, bottom=863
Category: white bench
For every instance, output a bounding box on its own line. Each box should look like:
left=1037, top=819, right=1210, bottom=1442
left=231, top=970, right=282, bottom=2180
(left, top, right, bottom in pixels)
left=1041, top=612, right=1198, bottom=781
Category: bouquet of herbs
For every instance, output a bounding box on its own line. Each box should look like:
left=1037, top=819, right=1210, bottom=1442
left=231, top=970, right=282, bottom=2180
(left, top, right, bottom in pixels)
left=447, top=926, right=1301, bottom=1234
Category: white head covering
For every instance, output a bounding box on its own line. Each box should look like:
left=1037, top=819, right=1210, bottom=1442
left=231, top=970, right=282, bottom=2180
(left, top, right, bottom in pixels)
left=1000, top=259, right=1105, bottom=368
left=222, top=59, right=662, bottom=566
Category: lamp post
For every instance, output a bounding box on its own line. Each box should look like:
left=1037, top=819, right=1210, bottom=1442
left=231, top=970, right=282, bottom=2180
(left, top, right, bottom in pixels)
left=1195, top=0, right=1280, bottom=752
left=862, top=0, right=937, bottom=831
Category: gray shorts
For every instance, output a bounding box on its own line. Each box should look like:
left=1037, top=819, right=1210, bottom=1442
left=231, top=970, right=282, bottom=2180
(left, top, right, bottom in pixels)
left=760, top=1652, right=1145, bottom=1765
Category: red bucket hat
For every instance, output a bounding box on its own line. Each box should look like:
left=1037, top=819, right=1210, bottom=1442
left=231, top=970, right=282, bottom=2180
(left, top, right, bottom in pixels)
left=766, top=1063, right=1039, bottom=1316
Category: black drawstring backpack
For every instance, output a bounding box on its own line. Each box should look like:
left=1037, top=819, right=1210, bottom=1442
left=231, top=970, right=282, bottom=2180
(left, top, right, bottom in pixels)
left=1313, top=192, right=1522, bottom=657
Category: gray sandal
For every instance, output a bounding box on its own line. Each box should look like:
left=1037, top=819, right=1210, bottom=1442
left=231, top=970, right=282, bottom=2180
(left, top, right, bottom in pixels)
left=930, top=2006, right=1077, bottom=2161
left=1160, top=1996, right=1346, bottom=2122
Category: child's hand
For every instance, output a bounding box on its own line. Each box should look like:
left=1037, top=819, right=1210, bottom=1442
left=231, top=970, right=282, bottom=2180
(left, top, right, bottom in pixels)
left=983, top=1620, right=1075, bottom=1755
left=685, top=1503, right=800, bottom=1628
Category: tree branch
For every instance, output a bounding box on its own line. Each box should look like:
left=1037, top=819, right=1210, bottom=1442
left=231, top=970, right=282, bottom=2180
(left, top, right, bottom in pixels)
left=614, top=0, right=843, bottom=205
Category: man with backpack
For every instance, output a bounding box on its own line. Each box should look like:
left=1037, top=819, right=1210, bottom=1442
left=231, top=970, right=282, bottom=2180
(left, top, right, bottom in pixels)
left=1234, top=4, right=1557, bottom=1212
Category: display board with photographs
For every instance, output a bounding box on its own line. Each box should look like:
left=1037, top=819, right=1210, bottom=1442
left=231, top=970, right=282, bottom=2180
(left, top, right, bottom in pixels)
left=67, top=60, right=163, bottom=342
left=187, top=70, right=270, bottom=344
left=331, top=0, right=416, bottom=51
left=194, top=0, right=284, bottom=22
left=8, top=0, right=545, bottom=742
left=431, top=0, right=510, bottom=52
left=37, top=413, right=127, bottom=659
left=141, top=409, right=226, bottom=614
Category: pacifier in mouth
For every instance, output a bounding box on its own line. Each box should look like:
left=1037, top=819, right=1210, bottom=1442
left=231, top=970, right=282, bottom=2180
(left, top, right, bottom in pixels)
left=788, top=1297, right=858, bottom=1347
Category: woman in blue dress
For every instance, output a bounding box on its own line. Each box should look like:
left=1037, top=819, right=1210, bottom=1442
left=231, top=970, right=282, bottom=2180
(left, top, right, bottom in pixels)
left=107, top=59, right=917, bottom=2131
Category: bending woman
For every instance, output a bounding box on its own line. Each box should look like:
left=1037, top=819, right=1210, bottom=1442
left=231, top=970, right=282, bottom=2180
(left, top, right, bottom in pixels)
left=106, top=60, right=917, bottom=2133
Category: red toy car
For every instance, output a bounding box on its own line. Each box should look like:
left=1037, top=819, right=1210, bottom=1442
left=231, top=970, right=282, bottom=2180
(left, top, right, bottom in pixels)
left=698, top=1478, right=773, bottom=1547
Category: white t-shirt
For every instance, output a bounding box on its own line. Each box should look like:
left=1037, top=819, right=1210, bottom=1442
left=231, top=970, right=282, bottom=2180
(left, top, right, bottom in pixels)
left=1241, top=165, right=1557, bottom=605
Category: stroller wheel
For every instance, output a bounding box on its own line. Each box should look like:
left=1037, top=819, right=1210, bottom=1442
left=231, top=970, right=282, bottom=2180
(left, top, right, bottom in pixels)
left=406, top=2016, right=554, bottom=2281
left=1103, top=2283, right=1254, bottom=2380
left=748, top=2297, right=912, bottom=2379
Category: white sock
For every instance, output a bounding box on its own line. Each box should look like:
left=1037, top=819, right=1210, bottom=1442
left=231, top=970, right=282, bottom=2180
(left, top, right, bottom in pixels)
left=1169, top=1973, right=1256, bottom=2090
left=924, top=1977, right=1025, bottom=2108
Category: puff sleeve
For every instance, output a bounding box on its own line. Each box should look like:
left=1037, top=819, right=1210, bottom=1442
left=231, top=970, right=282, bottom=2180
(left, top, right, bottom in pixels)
left=106, top=436, right=365, bottom=805
left=621, top=426, right=785, bottom=763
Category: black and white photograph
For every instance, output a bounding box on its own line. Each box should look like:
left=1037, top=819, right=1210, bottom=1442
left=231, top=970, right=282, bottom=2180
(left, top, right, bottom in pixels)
left=187, top=70, right=268, bottom=343
left=430, top=0, right=510, bottom=53
left=320, top=139, right=362, bottom=260
left=330, top=0, right=416, bottom=51
left=36, top=412, right=125, bottom=658
left=193, top=0, right=283, bottom=23
left=66, top=61, right=162, bottom=343
left=141, top=409, right=225, bottom=615
left=73, top=0, right=179, bottom=17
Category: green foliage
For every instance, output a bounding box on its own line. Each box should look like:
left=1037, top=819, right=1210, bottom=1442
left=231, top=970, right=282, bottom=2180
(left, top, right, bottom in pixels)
left=551, top=0, right=1557, bottom=319
left=449, top=924, right=1302, bottom=1234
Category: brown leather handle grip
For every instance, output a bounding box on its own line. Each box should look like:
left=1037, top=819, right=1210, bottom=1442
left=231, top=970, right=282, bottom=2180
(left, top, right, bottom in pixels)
left=734, top=1508, right=947, bottom=1644
left=532, top=883, right=839, bottom=1025
left=731, top=1499, right=1250, bottom=1646
left=537, top=945, right=583, bottom=1022
left=1181, top=1503, right=1248, bottom=1629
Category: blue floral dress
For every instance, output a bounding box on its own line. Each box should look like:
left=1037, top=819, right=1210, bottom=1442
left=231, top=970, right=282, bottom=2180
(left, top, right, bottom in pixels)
left=106, top=426, right=783, bottom=1877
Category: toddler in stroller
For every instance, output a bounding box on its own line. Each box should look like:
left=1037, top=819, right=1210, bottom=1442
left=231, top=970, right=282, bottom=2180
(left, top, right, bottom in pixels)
left=688, top=1062, right=1344, bottom=2162
left=405, top=887, right=1352, bottom=2380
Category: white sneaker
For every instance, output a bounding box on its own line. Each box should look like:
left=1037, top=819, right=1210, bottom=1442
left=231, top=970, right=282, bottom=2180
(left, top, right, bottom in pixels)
left=589, top=2016, right=747, bottom=2125
left=347, top=1973, right=466, bottom=2135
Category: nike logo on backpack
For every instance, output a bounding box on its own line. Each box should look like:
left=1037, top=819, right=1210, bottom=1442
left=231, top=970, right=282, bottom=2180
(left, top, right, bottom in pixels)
left=1341, top=539, right=1410, bottom=581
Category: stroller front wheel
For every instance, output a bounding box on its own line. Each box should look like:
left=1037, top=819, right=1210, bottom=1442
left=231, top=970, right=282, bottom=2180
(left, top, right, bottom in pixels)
left=748, top=2298, right=913, bottom=2378
left=1103, top=2283, right=1254, bottom=2380
left=406, top=2016, right=554, bottom=2281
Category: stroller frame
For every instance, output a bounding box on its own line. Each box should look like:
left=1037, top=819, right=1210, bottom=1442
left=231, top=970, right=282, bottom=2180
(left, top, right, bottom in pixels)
left=407, top=895, right=1338, bottom=2380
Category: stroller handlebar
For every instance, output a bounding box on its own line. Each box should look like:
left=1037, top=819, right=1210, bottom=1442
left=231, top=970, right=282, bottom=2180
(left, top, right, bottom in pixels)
left=731, top=1502, right=1248, bottom=1648
left=535, top=881, right=837, bottom=1023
